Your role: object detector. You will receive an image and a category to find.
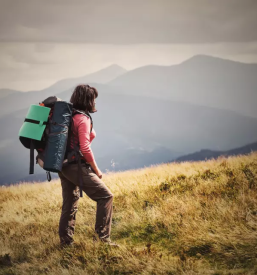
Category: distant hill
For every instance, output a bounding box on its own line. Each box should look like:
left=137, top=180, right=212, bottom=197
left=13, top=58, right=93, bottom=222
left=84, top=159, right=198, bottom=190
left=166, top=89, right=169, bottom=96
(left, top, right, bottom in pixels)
left=34, top=64, right=127, bottom=95
left=0, top=64, right=126, bottom=119
left=175, top=141, right=257, bottom=162
left=0, top=89, right=20, bottom=99
left=109, top=55, right=257, bottom=117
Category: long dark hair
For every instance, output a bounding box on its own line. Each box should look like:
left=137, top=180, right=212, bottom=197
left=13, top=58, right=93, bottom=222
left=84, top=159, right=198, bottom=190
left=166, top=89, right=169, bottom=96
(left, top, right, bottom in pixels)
left=70, top=84, right=98, bottom=113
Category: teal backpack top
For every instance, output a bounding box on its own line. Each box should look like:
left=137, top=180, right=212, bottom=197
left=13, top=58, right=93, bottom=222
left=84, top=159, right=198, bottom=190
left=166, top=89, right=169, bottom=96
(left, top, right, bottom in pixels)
left=19, top=104, right=51, bottom=141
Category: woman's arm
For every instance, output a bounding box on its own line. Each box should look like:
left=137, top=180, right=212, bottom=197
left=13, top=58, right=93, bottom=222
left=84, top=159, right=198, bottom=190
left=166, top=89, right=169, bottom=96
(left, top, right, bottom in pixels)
left=77, top=115, right=101, bottom=177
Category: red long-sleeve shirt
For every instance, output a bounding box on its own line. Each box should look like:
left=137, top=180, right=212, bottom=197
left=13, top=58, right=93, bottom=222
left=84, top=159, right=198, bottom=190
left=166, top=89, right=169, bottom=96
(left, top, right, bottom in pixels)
left=69, top=113, right=96, bottom=162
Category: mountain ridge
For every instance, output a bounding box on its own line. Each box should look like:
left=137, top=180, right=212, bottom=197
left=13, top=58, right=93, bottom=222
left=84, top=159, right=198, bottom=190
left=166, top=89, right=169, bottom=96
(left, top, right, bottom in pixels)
left=109, top=55, right=257, bottom=85
left=0, top=64, right=127, bottom=118
left=181, top=54, right=255, bottom=66
left=29, top=64, right=127, bottom=93
left=174, top=141, right=257, bottom=162
left=108, top=55, right=257, bottom=118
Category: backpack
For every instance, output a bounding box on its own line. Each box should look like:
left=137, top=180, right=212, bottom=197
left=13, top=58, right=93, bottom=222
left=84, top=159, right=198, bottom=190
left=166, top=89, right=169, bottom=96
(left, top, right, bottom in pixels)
left=19, top=96, right=93, bottom=197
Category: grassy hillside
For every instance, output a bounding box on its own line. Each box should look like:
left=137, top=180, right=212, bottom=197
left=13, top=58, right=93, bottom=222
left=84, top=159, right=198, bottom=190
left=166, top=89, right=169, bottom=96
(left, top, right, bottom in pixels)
left=0, top=153, right=257, bottom=274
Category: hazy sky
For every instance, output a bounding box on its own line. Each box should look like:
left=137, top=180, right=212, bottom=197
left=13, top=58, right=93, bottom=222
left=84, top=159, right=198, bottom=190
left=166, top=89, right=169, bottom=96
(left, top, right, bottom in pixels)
left=0, top=0, right=257, bottom=91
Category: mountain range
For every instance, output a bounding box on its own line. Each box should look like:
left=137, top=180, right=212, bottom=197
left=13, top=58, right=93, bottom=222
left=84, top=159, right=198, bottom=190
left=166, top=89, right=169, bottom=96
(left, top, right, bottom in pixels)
left=108, top=55, right=257, bottom=118
left=0, top=55, right=257, bottom=185
left=0, top=64, right=126, bottom=118
left=174, top=141, right=257, bottom=162
left=0, top=89, right=20, bottom=100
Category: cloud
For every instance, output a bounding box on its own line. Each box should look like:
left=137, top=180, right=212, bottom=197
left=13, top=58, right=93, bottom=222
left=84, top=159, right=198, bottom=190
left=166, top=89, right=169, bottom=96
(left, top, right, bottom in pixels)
left=34, top=43, right=55, bottom=53
left=0, top=0, right=256, bottom=43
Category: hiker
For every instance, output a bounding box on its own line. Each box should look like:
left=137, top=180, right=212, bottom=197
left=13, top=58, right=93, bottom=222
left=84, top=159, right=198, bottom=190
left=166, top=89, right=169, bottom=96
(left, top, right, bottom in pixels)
left=58, top=84, right=117, bottom=247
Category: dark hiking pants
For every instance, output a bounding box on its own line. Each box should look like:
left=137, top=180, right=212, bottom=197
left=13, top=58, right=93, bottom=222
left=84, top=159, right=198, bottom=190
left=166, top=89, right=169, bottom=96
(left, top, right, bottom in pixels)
left=58, top=163, right=113, bottom=245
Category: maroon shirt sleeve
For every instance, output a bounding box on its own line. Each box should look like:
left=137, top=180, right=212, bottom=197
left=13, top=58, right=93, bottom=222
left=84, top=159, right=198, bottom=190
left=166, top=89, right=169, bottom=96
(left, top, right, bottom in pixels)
left=76, top=114, right=95, bottom=162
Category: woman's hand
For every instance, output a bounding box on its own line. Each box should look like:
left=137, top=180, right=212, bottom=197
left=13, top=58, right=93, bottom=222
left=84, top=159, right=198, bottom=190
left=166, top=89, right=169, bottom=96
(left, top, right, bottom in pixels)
left=88, top=160, right=102, bottom=179
left=96, top=168, right=103, bottom=179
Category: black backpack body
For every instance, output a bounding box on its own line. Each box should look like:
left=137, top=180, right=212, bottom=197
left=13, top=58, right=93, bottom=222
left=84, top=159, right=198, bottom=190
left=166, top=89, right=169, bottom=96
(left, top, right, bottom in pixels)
left=20, top=96, right=93, bottom=197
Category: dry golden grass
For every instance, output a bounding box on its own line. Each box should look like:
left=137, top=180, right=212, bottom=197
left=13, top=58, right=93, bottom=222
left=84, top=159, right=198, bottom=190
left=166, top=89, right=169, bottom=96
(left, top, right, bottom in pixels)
left=0, top=153, right=257, bottom=274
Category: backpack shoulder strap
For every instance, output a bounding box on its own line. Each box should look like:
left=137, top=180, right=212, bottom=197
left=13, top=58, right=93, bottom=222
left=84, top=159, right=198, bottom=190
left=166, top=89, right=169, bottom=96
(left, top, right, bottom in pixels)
left=69, top=108, right=93, bottom=198
left=66, top=108, right=93, bottom=155
left=72, top=109, right=93, bottom=133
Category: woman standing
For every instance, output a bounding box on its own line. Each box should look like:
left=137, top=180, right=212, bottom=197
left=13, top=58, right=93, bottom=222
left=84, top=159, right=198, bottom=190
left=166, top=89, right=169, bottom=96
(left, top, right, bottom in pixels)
left=58, top=84, right=117, bottom=247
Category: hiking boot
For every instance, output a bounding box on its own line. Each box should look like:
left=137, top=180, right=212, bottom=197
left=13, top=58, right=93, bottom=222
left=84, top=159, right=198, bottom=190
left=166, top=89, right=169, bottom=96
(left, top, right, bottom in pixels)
left=93, top=236, right=120, bottom=247
left=100, top=238, right=120, bottom=247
